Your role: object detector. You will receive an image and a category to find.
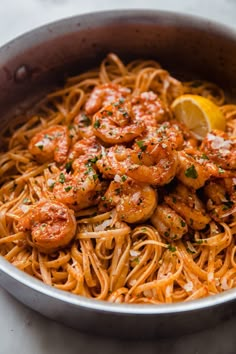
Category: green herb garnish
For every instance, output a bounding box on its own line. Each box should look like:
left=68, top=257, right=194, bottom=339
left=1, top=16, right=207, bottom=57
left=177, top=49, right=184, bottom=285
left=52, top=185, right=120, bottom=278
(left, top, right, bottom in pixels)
left=121, top=175, right=127, bottom=182
left=222, top=201, right=234, bottom=211
left=185, top=165, right=198, bottom=179
left=64, top=186, right=72, bottom=192
left=80, top=113, right=91, bottom=126
left=201, top=153, right=209, bottom=160
left=167, top=244, right=176, bottom=252
left=136, top=140, right=147, bottom=152
left=65, top=161, right=72, bottom=173
left=59, top=173, right=66, bottom=184
left=93, top=120, right=101, bottom=129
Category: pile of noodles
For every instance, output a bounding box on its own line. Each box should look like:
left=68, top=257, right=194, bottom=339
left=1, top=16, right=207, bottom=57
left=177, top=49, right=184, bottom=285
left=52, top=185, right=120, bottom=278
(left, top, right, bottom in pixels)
left=0, top=53, right=235, bottom=304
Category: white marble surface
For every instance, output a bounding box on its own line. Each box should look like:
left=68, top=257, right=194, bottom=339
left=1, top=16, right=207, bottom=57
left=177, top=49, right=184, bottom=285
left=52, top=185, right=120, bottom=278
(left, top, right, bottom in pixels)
left=1, top=1, right=236, bottom=353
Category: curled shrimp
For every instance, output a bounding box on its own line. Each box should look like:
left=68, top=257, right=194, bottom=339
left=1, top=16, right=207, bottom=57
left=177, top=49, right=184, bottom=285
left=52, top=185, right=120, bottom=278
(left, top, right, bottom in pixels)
left=85, top=83, right=131, bottom=115
left=29, top=125, right=70, bottom=164
left=177, top=148, right=233, bottom=190
left=68, top=136, right=101, bottom=161
left=73, top=112, right=93, bottom=139
left=204, top=179, right=236, bottom=222
left=151, top=204, right=188, bottom=241
left=97, top=138, right=178, bottom=186
left=50, top=157, right=104, bottom=210
left=200, top=130, right=236, bottom=170
left=131, top=91, right=167, bottom=127
left=92, top=99, right=145, bottom=144
left=17, top=200, right=76, bottom=253
left=99, top=178, right=158, bottom=223
left=127, top=138, right=178, bottom=186
left=96, top=145, right=128, bottom=179
left=142, top=121, right=185, bottom=149
left=165, top=184, right=210, bottom=230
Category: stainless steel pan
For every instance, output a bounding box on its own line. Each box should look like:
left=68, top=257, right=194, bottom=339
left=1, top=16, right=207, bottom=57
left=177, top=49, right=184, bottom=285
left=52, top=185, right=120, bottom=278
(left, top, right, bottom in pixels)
left=0, top=10, right=236, bottom=339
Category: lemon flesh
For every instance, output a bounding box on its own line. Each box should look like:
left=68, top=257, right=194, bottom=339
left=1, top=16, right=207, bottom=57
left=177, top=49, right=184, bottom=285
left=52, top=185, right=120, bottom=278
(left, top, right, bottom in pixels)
left=171, top=94, right=226, bottom=140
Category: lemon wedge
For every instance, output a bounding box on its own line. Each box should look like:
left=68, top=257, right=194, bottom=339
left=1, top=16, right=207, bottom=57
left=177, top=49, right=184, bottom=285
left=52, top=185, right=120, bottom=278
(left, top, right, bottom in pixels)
left=171, top=94, right=225, bottom=140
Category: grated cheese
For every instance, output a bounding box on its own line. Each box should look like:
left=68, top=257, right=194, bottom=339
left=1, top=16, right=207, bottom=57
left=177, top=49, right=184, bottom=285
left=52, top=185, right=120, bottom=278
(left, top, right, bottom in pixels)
left=130, top=249, right=141, bottom=257
left=183, top=281, right=193, bottom=292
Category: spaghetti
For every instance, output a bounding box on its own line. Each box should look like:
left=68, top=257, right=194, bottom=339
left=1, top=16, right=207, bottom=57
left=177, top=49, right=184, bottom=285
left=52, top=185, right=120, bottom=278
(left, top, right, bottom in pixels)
left=0, top=53, right=235, bottom=304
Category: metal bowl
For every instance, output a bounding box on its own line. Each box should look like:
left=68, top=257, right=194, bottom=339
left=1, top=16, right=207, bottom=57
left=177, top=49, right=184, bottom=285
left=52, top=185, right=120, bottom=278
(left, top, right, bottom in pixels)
left=0, top=10, right=236, bottom=339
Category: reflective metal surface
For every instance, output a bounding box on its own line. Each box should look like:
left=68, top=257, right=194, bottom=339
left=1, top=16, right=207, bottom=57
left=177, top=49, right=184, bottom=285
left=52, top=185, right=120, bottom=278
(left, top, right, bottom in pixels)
left=0, top=10, right=236, bottom=338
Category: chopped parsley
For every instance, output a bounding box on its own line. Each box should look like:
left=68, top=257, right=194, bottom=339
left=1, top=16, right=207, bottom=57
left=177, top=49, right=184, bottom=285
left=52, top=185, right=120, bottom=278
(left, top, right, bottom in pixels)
left=92, top=174, right=98, bottom=181
left=196, top=239, right=203, bottom=244
left=222, top=201, right=234, bottom=211
left=59, top=173, right=66, bottom=184
left=85, top=166, right=93, bottom=175
left=93, top=120, right=101, bottom=129
left=201, top=153, right=209, bottom=160
left=87, top=156, right=99, bottom=165
left=136, top=140, right=147, bottom=152
left=167, top=244, right=176, bottom=252
left=164, top=231, right=170, bottom=237
left=80, top=113, right=91, bottom=126
left=180, top=220, right=186, bottom=227
left=65, top=161, right=72, bottom=173
left=185, top=165, right=198, bottom=179
left=64, top=186, right=72, bottom=192
left=121, top=175, right=127, bottom=182
left=48, top=181, right=55, bottom=189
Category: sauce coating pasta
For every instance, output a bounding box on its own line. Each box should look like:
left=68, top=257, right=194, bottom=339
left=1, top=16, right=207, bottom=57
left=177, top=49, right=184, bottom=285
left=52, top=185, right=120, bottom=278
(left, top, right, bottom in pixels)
left=0, top=53, right=235, bottom=304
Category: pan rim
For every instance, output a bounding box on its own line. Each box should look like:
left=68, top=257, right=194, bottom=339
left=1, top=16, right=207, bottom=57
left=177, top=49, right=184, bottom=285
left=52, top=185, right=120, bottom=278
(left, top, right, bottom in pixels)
left=1, top=8, right=236, bottom=316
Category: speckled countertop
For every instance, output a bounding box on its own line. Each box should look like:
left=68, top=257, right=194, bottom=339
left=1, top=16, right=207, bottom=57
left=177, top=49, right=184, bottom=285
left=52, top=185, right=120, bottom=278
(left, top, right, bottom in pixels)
left=0, top=1, right=236, bottom=353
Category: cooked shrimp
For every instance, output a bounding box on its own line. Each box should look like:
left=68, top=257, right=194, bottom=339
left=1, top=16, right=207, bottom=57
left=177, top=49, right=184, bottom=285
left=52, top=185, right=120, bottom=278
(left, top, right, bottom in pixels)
left=151, top=204, right=188, bottom=241
left=92, top=99, right=145, bottom=144
left=85, top=83, right=131, bottom=115
left=200, top=130, right=236, bottom=170
left=204, top=179, right=236, bottom=222
left=68, top=136, right=101, bottom=162
left=165, top=184, right=210, bottom=230
left=74, top=112, right=93, bottom=138
left=204, top=180, right=229, bottom=205
left=29, top=125, right=70, bottom=164
left=99, top=178, right=157, bottom=223
left=131, top=91, right=167, bottom=127
left=177, top=148, right=232, bottom=189
left=96, top=145, right=128, bottom=178
left=50, top=157, right=104, bottom=210
left=17, top=200, right=76, bottom=253
left=127, top=138, right=178, bottom=186
left=141, top=121, right=185, bottom=150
